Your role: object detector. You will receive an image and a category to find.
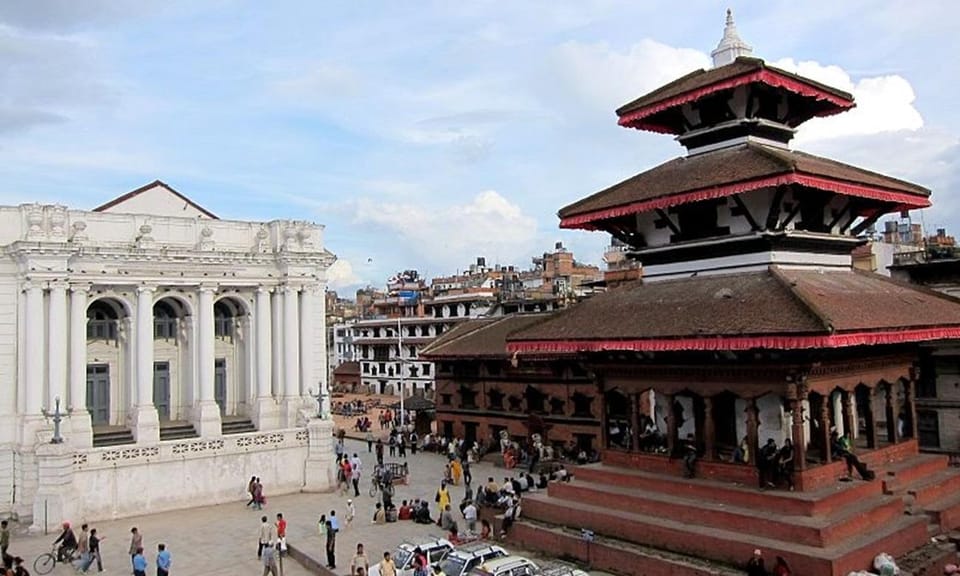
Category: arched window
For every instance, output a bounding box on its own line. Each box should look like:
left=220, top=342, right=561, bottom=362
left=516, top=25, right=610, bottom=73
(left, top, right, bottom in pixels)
left=154, top=300, right=178, bottom=340
left=87, top=300, right=119, bottom=341
left=214, top=301, right=234, bottom=339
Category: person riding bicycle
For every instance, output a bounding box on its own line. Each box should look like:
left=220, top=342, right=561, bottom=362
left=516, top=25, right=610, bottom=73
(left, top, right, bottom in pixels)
left=52, top=521, right=77, bottom=562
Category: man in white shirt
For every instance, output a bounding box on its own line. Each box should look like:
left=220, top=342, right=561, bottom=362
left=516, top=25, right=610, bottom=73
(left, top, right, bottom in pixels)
left=462, top=502, right=478, bottom=533
left=258, top=515, right=276, bottom=559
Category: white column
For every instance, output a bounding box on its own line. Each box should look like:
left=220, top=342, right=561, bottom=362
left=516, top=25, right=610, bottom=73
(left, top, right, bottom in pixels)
left=316, top=285, right=330, bottom=418
left=283, top=285, right=300, bottom=398
left=132, top=286, right=159, bottom=443
left=68, top=284, right=92, bottom=447
left=251, top=287, right=278, bottom=430
left=47, top=281, right=68, bottom=410
left=198, top=287, right=215, bottom=404
left=282, top=285, right=300, bottom=426
left=256, top=288, right=272, bottom=399
left=23, top=281, right=44, bottom=415
left=299, top=285, right=315, bottom=399
left=195, top=286, right=221, bottom=437
left=68, top=285, right=89, bottom=411
left=135, top=286, right=155, bottom=409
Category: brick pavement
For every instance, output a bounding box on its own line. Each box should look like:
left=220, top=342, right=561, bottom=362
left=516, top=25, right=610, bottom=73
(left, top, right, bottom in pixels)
left=1, top=438, right=517, bottom=575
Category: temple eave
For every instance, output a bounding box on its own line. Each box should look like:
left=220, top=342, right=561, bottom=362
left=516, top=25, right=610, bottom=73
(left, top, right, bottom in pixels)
left=506, top=326, right=960, bottom=355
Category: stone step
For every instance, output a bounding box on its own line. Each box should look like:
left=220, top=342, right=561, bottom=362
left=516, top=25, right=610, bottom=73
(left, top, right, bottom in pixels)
left=882, top=453, right=949, bottom=494
left=922, top=489, right=960, bottom=532
left=221, top=417, right=256, bottom=435
left=92, top=428, right=135, bottom=447
left=520, top=493, right=929, bottom=576
left=907, top=468, right=960, bottom=507
left=510, top=520, right=745, bottom=576
left=159, top=422, right=198, bottom=441
left=573, top=462, right=882, bottom=517
left=548, top=479, right=903, bottom=547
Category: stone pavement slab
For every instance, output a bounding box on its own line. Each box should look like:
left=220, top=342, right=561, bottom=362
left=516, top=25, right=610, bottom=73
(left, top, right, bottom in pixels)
left=2, top=438, right=523, bottom=576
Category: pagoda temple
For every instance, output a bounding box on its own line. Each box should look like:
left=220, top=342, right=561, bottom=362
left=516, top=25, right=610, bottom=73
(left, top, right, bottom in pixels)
left=502, top=12, right=960, bottom=576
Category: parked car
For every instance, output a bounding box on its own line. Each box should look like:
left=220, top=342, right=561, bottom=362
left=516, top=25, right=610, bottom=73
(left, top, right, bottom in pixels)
left=433, top=542, right=508, bottom=576
left=370, top=538, right=454, bottom=576
left=469, top=556, right=589, bottom=576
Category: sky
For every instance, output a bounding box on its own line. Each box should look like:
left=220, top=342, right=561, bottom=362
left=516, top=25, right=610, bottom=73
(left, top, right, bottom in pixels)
left=1, top=1, right=958, bottom=293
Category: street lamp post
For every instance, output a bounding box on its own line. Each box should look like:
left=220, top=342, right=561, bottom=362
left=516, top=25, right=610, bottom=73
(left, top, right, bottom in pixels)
left=41, top=396, right=65, bottom=444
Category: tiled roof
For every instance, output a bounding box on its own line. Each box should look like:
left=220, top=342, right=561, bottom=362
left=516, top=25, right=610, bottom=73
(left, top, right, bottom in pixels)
left=333, top=361, right=360, bottom=376
left=421, top=314, right=553, bottom=359
left=506, top=267, right=960, bottom=351
left=616, top=57, right=853, bottom=119
left=558, top=143, right=930, bottom=225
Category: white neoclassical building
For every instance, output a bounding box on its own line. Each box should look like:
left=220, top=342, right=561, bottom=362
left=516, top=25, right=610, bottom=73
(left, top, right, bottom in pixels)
left=0, top=181, right=336, bottom=529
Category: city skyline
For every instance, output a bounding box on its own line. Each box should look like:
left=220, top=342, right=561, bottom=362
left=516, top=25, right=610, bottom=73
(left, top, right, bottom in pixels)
left=1, top=1, right=957, bottom=292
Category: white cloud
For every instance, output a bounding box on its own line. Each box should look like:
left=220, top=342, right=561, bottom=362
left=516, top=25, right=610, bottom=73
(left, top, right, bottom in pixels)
left=774, top=58, right=924, bottom=143
left=352, top=190, right=538, bottom=272
left=327, top=258, right=363, bottom=290
left=550, top=39, right=711, bottom=115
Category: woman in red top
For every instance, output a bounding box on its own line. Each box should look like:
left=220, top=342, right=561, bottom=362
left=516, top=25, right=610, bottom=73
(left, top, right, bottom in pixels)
left=773, top=556, right=791, bottom=576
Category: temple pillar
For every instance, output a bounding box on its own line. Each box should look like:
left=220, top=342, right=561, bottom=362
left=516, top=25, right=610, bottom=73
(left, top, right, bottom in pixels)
left=885, top=381, right=900, bottom=444
left=703, top=396, right=715, bottom=461
left=841, top=391, right=856, bottom=441
left=598, top=380, right=608, bottom=450
left=819, top=395, right=832, bottom=464
left=745, top=398, right=759, bottom=468
left=791, top=382, right=808, bottom=471
left=629, top=393, right=640, bottom=452
left=665, top=393, right=677, bottom=455
left=905, top=367, right=919, bottom=440
left=865, top=388, right=877, bottom=449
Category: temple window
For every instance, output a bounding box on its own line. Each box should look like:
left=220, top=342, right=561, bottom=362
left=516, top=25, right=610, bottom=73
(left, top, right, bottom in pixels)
left=423, top=363, right=431, bottom=376
left=440, top=393, right=452, bottom=406
left=550, top=397, right=566, bottom=416
left=526, top=386, right=546, bottom=413
left=572, top=393, right=594, bottom=418
left=459, top=387, right=478, bottom=409
left=488, top=389, right=505, bottom=410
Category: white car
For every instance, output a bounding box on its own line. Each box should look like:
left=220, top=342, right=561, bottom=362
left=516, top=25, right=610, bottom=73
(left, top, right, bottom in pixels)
left=470, top=556, right=589, bottom=576
left=433, top=542, right=508, bottom=576
left=370, top=538, right=454, bottom=576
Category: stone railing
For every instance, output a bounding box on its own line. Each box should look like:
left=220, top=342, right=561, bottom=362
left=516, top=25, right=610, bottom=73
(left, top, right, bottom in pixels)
left=73, top=428, right=310, bottom=470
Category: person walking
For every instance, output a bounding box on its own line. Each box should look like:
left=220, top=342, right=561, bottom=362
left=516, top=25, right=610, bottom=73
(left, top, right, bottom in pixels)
left=276, top=512, right=287, bottom=559
left=350, top=453, right=363, bottom=498
left=132, top=546, right=148, bottom=576
left=435, top=481, right=451, bottom=521
left=79, top=527, right=104, bottom=573
left=350, top=543, right=369, bottom=576
left=246, top=476, right=257, bottom=507
left=0, top=519, right=9, bottom=558
left=346, top=499, right=356, bottom=528
left=156, top=543, right=172, bottom=576
left=375, top=440, right=384, bottom=467
left=746, top=549, right=766, bottom=576
left=258, top=515, right=276, bottom=559
left=261, top=543, right=280, bottom=576
left=129, top=527, right=143, bottom=569
left=74, top=523, right=90, bottom=571
left=325, top=520, right=337, bottom=569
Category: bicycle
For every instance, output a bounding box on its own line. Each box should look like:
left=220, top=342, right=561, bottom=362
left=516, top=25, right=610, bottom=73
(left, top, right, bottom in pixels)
left=34, top=544, right=75, bottom=575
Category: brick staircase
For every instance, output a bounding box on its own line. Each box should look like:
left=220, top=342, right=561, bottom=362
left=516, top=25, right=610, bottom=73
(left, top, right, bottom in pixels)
left=511, top=443, right=960, bottom=576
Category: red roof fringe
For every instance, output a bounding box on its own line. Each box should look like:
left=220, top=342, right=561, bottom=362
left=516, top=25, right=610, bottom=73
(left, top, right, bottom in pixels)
left=559, top=173, right=932, bottom=230
left=507, top=327, right=960, bottom=355
left=617, top=69, right=855, bottom=132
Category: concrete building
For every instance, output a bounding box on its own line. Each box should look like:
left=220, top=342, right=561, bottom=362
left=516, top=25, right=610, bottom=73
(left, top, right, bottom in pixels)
left=0, top=181, right=336, bottom=528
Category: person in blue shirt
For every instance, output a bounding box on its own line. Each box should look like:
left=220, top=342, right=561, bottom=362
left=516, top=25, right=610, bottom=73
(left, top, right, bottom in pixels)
left=132, top=546, right=147, bottom=576
left=329, top=510, right=340, bottom=532
left=156, top=543, right=172, bottom=576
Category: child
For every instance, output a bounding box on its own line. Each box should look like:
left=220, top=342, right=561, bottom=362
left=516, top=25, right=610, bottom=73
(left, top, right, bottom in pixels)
left=346, top=499, right=356, bottom=528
